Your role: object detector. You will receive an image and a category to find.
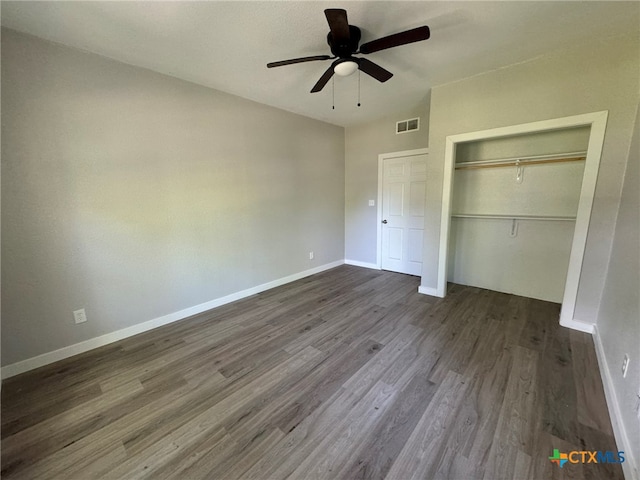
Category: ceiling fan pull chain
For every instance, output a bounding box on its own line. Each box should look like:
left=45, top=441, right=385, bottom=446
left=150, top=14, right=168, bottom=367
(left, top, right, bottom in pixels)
left=332, top=76, right=335, bottom=110
left=357, top=70, right=361, bottom=107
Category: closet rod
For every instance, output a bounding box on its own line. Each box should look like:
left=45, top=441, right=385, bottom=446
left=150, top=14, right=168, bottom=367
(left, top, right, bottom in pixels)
left=455, top=156, right=585, bottom=170
left=451, top=213, right=576, bottom=222
left=455, top=151, right=586, bottom=170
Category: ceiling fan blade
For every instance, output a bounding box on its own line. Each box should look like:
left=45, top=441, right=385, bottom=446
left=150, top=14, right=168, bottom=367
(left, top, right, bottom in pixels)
left=357, top=58, right=393, bottom=83
left=267, top=55, right=333, bottom=68
left=359, top=26, right=430, bottom=54
left=310, top=62, right=337, bottom=93
left=325, top=9, right=350, bottom=44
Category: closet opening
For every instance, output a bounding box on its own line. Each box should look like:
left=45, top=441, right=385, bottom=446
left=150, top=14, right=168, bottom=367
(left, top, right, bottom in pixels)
left=436, top=111, right=608, bottom=332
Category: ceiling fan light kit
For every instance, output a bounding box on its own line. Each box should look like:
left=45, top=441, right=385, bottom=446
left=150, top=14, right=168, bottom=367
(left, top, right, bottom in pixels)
left=267, top=8, right=430, bottom=99
left=333, top=59, right=359, bottom=76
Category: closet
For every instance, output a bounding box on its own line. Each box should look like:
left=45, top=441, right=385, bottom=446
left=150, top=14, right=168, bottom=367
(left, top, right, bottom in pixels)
left=448, top=127, right=590, bottom=303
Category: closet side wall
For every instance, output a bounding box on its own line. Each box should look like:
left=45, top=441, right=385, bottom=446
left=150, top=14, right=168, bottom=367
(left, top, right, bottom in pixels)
left=448, top=128, right=589, bottom=302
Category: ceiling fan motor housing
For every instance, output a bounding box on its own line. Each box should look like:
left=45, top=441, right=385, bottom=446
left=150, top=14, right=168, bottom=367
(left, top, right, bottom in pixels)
left=327, top=25, right=361, bottom=57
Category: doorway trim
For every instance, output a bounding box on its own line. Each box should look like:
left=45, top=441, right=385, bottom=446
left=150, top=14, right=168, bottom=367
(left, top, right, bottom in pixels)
left=436, top=111, right=608, bottom=333
left=377, top=148, right=430, bottom=270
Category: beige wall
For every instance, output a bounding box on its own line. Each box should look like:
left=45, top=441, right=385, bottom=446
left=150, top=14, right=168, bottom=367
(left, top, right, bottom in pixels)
left=1, top=29, right=345, bottom=366
left=596, top=102, right=640, bottom=475
left=344, top=98, right=429, bottom=264
left=422, top=32, right=640, bottom=326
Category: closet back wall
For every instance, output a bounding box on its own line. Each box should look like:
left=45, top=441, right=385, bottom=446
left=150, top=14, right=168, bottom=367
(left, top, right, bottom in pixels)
left=448, top=128, right=589, bottom=302
left=1, top=29, right=345, bottom=367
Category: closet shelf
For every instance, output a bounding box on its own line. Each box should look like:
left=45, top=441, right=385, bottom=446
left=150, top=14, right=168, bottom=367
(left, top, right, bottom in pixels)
left=455, top=151, right=586, bottom=170
left=451, top=213, right=576, bottom=222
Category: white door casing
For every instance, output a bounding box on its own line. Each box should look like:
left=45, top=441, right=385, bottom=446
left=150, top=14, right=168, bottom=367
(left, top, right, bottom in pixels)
left=378, top=150, right=428, bottom=276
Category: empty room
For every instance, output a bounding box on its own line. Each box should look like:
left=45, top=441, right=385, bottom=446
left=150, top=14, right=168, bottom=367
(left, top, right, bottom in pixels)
left=1, top=2, right=639, bottom=479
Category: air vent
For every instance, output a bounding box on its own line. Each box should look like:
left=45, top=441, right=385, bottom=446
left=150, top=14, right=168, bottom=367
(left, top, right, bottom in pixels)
left=396, top=117, right=420, bottom=134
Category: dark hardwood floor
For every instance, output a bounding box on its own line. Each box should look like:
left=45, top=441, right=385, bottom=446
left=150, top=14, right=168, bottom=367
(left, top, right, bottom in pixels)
left=1, top=265, right=622, bottom=479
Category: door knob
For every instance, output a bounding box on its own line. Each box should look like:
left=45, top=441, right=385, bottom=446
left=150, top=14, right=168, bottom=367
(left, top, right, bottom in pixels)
left=382, top=219, right=388, bottom=224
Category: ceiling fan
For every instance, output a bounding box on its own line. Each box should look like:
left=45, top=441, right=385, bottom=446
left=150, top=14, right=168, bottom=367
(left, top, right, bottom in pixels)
left=267, top=9, right=430, bottom=93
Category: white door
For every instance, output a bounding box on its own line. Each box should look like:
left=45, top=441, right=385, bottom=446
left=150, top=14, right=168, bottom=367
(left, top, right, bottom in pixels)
left=381, top=153, right=427, bottom=276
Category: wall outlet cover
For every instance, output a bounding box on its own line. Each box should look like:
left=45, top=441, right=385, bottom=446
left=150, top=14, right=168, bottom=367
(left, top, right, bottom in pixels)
left=73, top=308, right=87, bottom=324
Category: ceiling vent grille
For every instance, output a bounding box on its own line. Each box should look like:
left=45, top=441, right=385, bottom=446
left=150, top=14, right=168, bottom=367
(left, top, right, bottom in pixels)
left=396, top=117, right=420, bottom=134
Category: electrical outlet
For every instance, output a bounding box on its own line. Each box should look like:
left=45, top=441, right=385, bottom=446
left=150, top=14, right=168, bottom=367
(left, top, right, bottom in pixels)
left=73, top=308, right=87, bottom=324
left=368, top=200, right=375, bottom=207
left=309, top=251, right=314, bottom=260
left=622, top=354, right=629, bottom=378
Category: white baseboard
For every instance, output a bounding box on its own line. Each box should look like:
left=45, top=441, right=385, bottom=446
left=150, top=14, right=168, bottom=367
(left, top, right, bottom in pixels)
left=559, top=317, right=594, bottom=334
left=344, top=259, right=380, bottom=270
left=1, top=260, right=345, bottom=380
left=418, top=285, right=440, bottom=297
left=592, top=325, right=638, bottom=480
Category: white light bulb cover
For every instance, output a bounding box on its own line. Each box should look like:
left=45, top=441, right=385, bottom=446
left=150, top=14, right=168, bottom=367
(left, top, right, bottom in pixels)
left=334, top=60, right=358, bottom=77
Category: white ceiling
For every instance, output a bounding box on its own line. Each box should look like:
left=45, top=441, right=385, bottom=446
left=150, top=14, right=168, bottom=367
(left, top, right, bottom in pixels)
left=2, top=1, right=639, bottom=127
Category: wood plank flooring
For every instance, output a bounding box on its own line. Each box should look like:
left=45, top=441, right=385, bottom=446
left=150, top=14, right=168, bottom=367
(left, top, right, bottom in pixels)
left=1, top=265, right=622, bottom=479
